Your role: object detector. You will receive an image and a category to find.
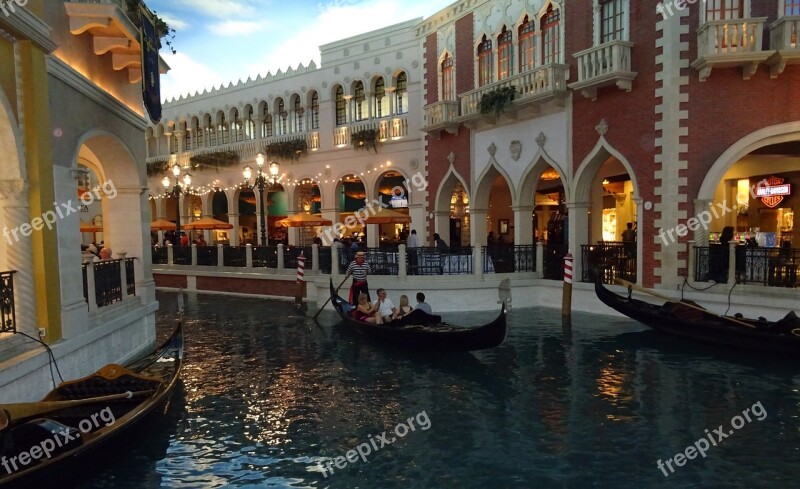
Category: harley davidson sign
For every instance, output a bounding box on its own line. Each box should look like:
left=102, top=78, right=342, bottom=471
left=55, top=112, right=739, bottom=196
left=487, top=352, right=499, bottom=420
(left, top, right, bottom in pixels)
left=755, top=176, right=791, bottom=208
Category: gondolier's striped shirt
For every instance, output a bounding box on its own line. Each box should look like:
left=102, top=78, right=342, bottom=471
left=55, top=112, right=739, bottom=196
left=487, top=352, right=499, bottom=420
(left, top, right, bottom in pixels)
left=347, top=261, right=371, bottom=281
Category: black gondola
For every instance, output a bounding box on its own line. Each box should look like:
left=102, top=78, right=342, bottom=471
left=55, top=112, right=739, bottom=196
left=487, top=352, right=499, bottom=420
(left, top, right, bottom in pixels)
left=595, top=281, right=800, bottom=354
left=0, top=322, right=184, bottom=488
left=329, top=279, right=507, bottom=351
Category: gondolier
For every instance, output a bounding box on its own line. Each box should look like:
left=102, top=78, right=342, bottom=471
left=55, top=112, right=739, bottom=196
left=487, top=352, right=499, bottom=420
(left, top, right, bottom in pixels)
left=345, top=251, right=371, bottom=304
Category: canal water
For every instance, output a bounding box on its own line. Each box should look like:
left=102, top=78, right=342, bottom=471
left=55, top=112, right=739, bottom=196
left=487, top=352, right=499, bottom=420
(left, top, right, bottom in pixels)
left=76, top=291, right=799, bottom=488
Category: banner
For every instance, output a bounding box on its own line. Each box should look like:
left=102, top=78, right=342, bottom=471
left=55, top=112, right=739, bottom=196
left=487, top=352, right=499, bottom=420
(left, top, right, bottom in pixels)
left=140, top=6, right=162, bottom=124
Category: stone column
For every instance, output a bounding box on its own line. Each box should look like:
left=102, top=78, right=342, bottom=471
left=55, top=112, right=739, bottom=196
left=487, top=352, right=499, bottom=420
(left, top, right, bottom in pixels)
left=536, top=241, right=544, bottom=278
left=398, top=243, right=407, bottom=278
left=693, top=198, right=712, bottom=247
left=0, top=179, right=37, bottom=337
left=727, top=240, right=737, bottom=285
left=471, top=208, right=488, bottom=276
left=567, top=202, right=591, bottom=285
left=229, top=213, right=240, bottom=246
left=513, top=205, right=535, bottom=245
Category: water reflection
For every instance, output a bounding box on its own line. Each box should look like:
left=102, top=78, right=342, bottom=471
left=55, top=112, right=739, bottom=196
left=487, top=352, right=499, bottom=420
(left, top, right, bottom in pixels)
left=67, top=291, right=800, bottom=489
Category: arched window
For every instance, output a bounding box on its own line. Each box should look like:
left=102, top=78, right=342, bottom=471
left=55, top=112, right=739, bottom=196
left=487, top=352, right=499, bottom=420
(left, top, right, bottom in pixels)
left=395, top=72, right=408, bottom=114
left=541, top=5, right=561, bottom=65
left=262, top=104, right=272, bottom=138
left=293, top=97, right=304, bottom=133
left=441, top=54, right=454, bottom=100
left=497, top=26, right=513, bottom=80
left=207, top=118, right=216, bottom=146
left=310, top=91, right=319, bottom=130
left=230, top=110, right=240, bottom=142
left=478, top=35, right=493, bottom=86
left=705, top=0, right=743, bottom=20
left=245, top=107, right=254, bottom=140
left=277, top=99, right=287, bottom=135
left=193, top=119, right=202, bottom=148
left=374, top=78, right=386, bottom=118
left=184, top=125, right=191, bottom=150
left=354, top=81, right=366, bottom=121
left=519, top=16, right=536, bottom=72
left=335, top=86, right=346, bottom=126
left=218, top=114, right=228, bottom=145
left=600, top=0, right=625, bottom=42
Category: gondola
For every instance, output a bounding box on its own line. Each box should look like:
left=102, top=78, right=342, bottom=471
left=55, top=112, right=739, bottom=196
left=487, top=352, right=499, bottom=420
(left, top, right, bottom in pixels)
left=329, top=279, right=507, bottom=351
left=595, top=280, right=800, bottom=354
left=0, top=322, right=184, bottom=488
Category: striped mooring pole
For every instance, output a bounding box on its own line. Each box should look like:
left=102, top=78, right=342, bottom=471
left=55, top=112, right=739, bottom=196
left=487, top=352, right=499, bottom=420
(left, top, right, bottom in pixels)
left=295, top=251, right=307, bottom=310
left=562, top=252, right=573, bottom=317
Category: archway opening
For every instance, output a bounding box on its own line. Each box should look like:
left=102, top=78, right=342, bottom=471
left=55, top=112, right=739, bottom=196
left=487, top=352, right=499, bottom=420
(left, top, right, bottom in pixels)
left=449, top=182, right=469, bottom=249
left=212, top=190, right=230, bottom=244
left=295, top=180, right=321, bottom=245
left=336, top=174, right=366, bottom=245
left=267, top=184, right=287, bottom=245
left=238, top=189, right=256, bottom=245
left=376, top=170, right=409, bottom=245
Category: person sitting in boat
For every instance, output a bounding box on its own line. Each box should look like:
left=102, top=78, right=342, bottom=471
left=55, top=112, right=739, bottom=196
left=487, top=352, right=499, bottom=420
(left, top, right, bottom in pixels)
left=374, top=288, right=397, bottom=324
left=354, top=292, right=379, bottom=323
left=345, top=251, right=371, bottom=304
left=395, top=295, right=413, bottom=319
left=415, top=292, right=433, bottom=314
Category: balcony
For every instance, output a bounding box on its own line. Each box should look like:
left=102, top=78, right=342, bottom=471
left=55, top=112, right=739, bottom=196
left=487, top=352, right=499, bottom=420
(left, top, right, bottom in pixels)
left=65, top=0, right=169, bottom=83
left=691, top=17, right=773, bottom=81
left=766, top=16, right=800, bottom=78
left=332, top=116, right=409, bottom=148
left=569, top=40, right=637, bottom=100
left=458, top=64, right=568, bottom=127
left=422, top=100, right=459, bottom=138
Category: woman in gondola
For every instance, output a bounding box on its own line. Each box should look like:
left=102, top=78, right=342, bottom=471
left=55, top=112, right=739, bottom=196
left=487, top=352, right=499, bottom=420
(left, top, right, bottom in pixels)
left=355, top=292, right=379, bottom=323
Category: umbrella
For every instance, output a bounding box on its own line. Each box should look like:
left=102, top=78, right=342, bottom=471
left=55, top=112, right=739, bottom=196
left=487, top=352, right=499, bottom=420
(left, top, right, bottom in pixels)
left=277, top=214, right=332, bottom=227
left=183, top=217, right=233, bottom=230
left=80, top=221, right=102, bottom=232
left=362, top=207, right=411, bottom=224
left=150, top=218, right=177, bottom=231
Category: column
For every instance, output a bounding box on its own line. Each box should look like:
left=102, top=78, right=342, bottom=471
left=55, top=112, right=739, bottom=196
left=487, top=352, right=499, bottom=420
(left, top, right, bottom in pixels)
left=312, top=243, right=319, bottom=272
left=344, top=95, right=353, bottom=124
left=513, top=205, right=535, bottom=245
left=567, top=202, right=591, bottom=284
left=246, top=243, right=253, bottom=268
left=366, top=224, right=379, bottom=248
left=398, top=243, right=407, bottom=278
left=693, top=198, right=712, bottom=246
left=277, top=243, right=285, bottom=269
left=385, top=87, right=396, bottom=117
left=727, top=240, right=737, bottom=285
left=536, top=242, right=544, bottom=278
left=229, top=213, right=240, bottom=246
left=471, top=208, right=488, bottom=276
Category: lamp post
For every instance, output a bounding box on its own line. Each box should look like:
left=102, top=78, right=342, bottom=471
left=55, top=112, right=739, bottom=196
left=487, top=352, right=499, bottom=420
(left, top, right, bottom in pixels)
left=162, top=162, right=192, bottom=246
left=243, top=153, right=280, bottom=246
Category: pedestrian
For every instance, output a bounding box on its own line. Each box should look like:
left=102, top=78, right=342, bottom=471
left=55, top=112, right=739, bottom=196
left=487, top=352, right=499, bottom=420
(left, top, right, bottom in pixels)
left=433, top=233, right=448, bottom=253
left=345, top=250, right=371, bottom=304
left=407, top=229, right=419, bottom=274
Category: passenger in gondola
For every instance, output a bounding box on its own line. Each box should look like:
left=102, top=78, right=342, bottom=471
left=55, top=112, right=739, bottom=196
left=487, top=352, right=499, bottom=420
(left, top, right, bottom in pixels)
left=374, top=288, right=397, bottom=324
left=395, top=295, right=413, bottom=319
left=355, top=292, right=379, bottom=322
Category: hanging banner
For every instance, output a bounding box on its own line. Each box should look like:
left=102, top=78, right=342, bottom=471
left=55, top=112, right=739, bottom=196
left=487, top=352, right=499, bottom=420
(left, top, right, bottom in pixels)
left=140, top=6, right=162, bottom=124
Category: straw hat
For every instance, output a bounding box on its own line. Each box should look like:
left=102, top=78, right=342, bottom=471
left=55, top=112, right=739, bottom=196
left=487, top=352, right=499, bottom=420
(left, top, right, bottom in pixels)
left=355, top=251, right=366, bottom=257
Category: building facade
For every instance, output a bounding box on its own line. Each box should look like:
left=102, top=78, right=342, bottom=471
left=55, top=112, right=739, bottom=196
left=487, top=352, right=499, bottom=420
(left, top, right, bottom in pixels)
left=1, top=0, right=163, bottom=402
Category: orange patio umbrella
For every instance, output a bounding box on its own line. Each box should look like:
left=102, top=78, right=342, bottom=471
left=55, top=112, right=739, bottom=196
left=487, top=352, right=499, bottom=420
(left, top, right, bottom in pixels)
left=277, top=213, right=333, bottom=227
left=150, top=218, right=177, bottom=231
left=182, top=217, right=233, bottom=230
left=362, top=207, right=411, bottom=224
left=79, top=221, right=103, bottom=232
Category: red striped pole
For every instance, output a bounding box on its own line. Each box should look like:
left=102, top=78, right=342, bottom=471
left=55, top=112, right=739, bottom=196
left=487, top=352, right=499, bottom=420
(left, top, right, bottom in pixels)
left=295, top=251, right=307, bottom=310
left=562, top=252, right=573, bottom=317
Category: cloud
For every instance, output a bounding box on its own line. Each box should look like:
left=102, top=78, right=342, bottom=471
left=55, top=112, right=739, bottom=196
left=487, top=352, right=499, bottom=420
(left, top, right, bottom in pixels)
left=177, top=0, right=254, bottom=18
left=208, top=20, right=263, bottom=36
left=158, top=52, right=229, bottom=101
left=157, top=12, right=190, bottom=31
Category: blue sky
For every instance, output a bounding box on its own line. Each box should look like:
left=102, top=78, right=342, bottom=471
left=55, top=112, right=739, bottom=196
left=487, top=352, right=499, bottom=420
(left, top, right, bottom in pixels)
left=146, top=0, right=455, bottom=101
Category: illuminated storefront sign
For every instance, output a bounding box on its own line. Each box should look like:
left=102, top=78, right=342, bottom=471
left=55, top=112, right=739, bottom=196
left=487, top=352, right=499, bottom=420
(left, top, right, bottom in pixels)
left=756, top=176, right=791, bottom=208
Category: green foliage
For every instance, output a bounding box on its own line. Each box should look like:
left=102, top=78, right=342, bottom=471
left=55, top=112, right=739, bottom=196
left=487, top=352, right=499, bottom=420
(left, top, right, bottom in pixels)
left=350, top=129, right=379, bottom=153
left=146, top=160, right=168, bottom=177
left=266, top=138, right=308, bottom=161
left=189, top=151, right=240, bottom=171
left=125, top=0, right=176, bottom=53
left=479, top=86, right=517, bottom=117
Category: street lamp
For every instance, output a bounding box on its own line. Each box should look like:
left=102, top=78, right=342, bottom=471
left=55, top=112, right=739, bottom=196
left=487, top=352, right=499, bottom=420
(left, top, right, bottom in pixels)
left=243, top=153, right=280, bottom=246
left=162, top=162, right=192, bottom=246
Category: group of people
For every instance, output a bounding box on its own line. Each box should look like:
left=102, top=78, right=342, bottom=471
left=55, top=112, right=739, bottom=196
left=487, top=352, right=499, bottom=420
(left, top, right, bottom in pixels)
left=344, top=250, right=433, bottom=324
left=82, top=242, right=113, bottom=263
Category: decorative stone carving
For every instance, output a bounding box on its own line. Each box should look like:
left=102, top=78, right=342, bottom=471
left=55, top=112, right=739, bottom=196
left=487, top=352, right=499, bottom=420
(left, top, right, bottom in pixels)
left=334, top=67, right=340, bottom=75
left=364, top=43, right=369, bottom=52
left=411, top=60, right=419, bottom=68
left=354, top=62, right=360, bottom=69
left=487, top=142, right=497, bottom=157
left=344, top=76, right=351, bottom=84
left=374, top=57, right=380, bottom=65
left=344, top=48, right=349, bottom=56
left=536, top=132, right=546, bottom=148
left=510, top=140, right=522, bottom=161
left=410, top=158, right=419, bottom=170
left=396, top=52, right=403, bottom=59
left=322, top=81, right=328, bottom=88
left=324, top=167, right=332, bottom=178
left=364, top=72, right=371, bottom=79
left=447, top=152, right=455, bottom=165
left=596, top=119, right=609, bottom=136
left=385, top=67, right=392, bottom=74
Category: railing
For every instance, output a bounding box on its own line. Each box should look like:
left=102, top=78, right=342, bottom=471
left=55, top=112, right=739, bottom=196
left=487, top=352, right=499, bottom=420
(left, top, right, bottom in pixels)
left=770, top=15, right=800, bottom=51
left=196, top=246, right=218, bottom=266
left=695, top=246, right=800, bottom=287
left=573, top=40, right=634, bottom=83
left=125, top=258, right=135, bottom=296
left=1, top=271, right=16, bottom=334
left=459, top=64, right=568, bottom=118
left=173, top=246, right=191, bottom=265
left=152, top=246, right=168, bottom=264
left=542, top=244, right=568, bottom=280
left=332, top=116, right=409, bottom=147
left=223, top=246, right=246, bottom=267
left=424, top=100, right=459, bottom=128
left=483, top=245, right=537, bottom=273
left=285, top=246, right=313, bottom=270
left=581, top=242, right=637, bottom=284
left=697, top=18, right=766, bottom=57
left=253, top=246, right=280, bottom=268
left=339, top=247, right=400, bottom=275
left=81, top=259, right=136, bottom=309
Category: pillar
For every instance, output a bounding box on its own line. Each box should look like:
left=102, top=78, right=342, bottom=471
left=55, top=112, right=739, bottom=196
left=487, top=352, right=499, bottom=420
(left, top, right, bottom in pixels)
left=513, top=205, right=535, bottom=245
left=471, top=208, right=488, bottom=276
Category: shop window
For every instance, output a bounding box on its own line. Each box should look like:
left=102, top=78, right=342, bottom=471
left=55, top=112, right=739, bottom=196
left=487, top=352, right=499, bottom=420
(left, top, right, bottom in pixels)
left=541, top=4, right=561, bottom=65
left=519, top=15, right=536, bottom=72
left=478, top=35, right=493, bottom=86
left=498, top=27, right=513, bottom=80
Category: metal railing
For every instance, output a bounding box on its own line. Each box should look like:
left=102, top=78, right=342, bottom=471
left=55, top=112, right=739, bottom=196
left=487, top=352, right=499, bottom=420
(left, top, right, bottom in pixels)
left=339, top=247, right=400, bottom=275
left=695, top=245, right=800, bottom=287
left=1, top=271, right=16, bottom=334
left=580, top=242, right=637, bottom=284
left=253, top=246, right=279, bottom=268
left=125, top=258, right=135, bottom=296
left=483, top=245, right=536, bottom=273
left=542, top=244, right=568, bottom=280
left=285, top=246, right=313, bottom=270
left=152, top=246, right=168, bottom=264
left=82, top=259, right=136, bottom=308
left=196, top=246, right=218, bottom=266
left=173, top=246, right=191, bottom=265
left=223, top=246, right=247, bottom=267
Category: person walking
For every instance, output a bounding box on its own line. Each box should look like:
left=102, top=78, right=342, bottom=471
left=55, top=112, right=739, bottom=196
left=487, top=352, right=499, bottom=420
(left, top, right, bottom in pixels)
left=407, top=229, right=420, bottom=274
left=345, top=250, right=371, bottom=304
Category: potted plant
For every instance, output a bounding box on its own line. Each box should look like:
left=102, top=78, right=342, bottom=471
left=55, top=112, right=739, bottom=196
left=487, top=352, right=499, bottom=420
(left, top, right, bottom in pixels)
left=350, top=129, right=379, bottom=153
left=189, top=151, right=240, bottom=172
left=479, top=86, right=517, bottom=117
left=266, top=138, right=308, bottom=161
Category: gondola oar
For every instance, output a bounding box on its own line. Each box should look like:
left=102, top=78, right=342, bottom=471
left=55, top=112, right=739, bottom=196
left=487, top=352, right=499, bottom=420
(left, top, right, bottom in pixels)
left=614, top=278, right=755, bottom=329
left=313, top=276, right=348, bottom=321
left=0, top=389, right=157, bottom=424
